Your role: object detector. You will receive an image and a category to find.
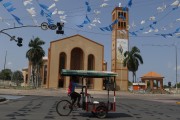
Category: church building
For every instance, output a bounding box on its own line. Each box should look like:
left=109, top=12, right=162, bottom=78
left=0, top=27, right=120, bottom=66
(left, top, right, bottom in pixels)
left=22, top=6, right=129, bottom=91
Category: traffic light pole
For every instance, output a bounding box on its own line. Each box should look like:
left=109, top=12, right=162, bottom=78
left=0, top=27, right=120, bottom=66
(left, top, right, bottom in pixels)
left=0, top=25, right=40, bottom=46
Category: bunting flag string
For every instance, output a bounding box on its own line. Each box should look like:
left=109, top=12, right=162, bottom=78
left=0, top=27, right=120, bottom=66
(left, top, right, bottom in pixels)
left=23, top=0, right=38, bottom=25
left=77, top=15, right=91, bottom=28
left=155, top=27, right=180, bottom=38
left=0, top=0, right=23, bottom=25
left=85, top=1, right=91, bottom=12
left=76, top=0, right=92, bottom=28
left=129, top=0, right=180, bottom=37
left=37, top=2, right=54, bottom=25
left=48, top=0, right=67, bottom=23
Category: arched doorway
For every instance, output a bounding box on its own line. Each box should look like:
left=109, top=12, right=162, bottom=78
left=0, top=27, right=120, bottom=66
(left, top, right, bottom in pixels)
left=70, top=48, right=84, bottom=83
left=59, top=52, right=67, bottom=88
left=87, top=54, right=95, bottom=89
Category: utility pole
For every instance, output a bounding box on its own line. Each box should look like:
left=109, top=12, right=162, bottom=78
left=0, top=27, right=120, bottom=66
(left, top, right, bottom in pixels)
left=4, top=51, right=7, bottom=70
left=175, top=45, right=178, bottom=93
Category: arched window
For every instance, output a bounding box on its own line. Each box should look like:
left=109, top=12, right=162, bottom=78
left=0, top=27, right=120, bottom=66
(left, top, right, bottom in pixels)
left=87, top=54, right=95, bottom=89
left=70, top=48, right=84, bottom=83
left=59, top=52, right=67, bottom=88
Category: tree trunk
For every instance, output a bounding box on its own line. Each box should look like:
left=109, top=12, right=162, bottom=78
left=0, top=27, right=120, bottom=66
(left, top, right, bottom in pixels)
left=32, top=66, right=36, bottom=88
left=132, top=72, right=134, bottom=83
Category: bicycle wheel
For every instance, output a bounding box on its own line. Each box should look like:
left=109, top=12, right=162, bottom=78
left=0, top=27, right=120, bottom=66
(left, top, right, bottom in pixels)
left=95, top=106, right=108, bottom=118
left=56, top=100, right=72, bottom=116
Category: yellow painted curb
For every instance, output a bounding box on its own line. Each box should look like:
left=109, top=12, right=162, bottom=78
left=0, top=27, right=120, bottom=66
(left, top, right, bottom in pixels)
left=176, top=102, right=180, bottom=104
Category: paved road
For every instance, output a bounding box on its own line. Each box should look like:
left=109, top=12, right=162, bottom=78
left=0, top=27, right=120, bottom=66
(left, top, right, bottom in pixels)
left=0, top=93, right=180, bottom=120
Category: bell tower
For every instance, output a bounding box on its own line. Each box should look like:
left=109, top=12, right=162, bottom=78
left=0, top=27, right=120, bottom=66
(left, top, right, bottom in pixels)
left=111, top=7, right=129, bottom=91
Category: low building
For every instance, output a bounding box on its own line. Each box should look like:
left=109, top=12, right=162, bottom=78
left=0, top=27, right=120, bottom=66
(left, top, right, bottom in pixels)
left=133, top=83, right=146, bottom=91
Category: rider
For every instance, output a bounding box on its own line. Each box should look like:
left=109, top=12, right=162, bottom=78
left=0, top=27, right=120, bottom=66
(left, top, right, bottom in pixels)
left=68, top=76, right=82, bottom=108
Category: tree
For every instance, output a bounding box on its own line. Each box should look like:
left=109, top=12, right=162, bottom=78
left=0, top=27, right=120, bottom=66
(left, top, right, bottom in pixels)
left=0, top=69, right=12, bottom=80
left=123, top=46, right=143, bottom=83
left=26, top=37, right=45, bottom=88
left=174, top=82, right=180, bottom=88
left=12, top=70, right=24, bottom=86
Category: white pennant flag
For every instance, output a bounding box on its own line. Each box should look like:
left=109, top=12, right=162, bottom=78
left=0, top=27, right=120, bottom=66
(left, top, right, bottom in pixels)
left=100, top=3, right=108, bottom=7
left=52, top=8, right=58, bottom=15
left=94, top=10, right=101, bottom=15
left=141, top=20, right=145, bottom=24
left=58, top=11, right=65, bottom=15
left=27, top=7, right=36, bottom=16
left=60, top=15, right=67, bottom=20
left=23, top=0, right=33, bottom=6
left=60, top=19, right=67, bottom=23
left=48, top=3, right=56, bottom=10
left=149, top=16, right=156, bottom=21
left=171, top=0, right=179, bottom=6
left=176, top=18, right=180, bottom=21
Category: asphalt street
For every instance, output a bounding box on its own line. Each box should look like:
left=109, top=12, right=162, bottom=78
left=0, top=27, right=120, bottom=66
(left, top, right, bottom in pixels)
left=0, top=92, right=180, bottom=120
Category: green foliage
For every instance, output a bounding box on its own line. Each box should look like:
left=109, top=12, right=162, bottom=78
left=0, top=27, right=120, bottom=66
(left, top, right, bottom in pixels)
left=173, top=82, right=180, bottom=88
left=0, top=69, right=12, bottom=80
left=123, top=46, right=143, bottom=83
left=12, top=70, right=24, bottom=86
left=128, top=81, right=132, bottom=86
left=26, top=37, right=45, bottom=88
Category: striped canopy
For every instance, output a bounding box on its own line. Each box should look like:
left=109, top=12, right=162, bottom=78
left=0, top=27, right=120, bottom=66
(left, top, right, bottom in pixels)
left=61, top=69, right=118, bottom=78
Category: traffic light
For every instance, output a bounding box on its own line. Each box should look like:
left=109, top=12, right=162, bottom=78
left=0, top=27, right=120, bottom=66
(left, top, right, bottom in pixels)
left=56, top=22, right=64, bottom=34
left=17, top=37, right=23, bottom=47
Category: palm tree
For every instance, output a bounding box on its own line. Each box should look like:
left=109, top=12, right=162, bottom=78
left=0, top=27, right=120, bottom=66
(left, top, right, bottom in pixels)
left=26, top=37, right=45, bottom=88
left=123, top=46, right=143, bottom=83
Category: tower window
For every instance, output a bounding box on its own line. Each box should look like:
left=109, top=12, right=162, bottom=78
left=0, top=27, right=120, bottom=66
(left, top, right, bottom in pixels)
left=118, top=22, right=126, bottom=29
left=118, top=11, right=126, bottom=20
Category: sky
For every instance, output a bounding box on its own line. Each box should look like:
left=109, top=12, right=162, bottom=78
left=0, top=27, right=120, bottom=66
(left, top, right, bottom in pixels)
left=0, top=0, right=180, bottom=86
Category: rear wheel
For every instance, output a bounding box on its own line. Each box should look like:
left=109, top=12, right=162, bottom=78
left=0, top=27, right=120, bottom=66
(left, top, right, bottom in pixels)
left=95, top=106, right=107, bottom=118
left=56, top=100, right=72, bottom=116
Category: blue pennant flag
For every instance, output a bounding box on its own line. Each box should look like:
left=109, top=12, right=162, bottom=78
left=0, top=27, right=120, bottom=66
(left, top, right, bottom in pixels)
left=7, top=6, right=16, bottom=12
left=129, top=31, right=137, bottom=36
left=45, top=12, right=52, bottom=18
left=39, top=3, right=49, bottom=11
left=153, top=21, right=157, bottom=24
left=47, top=18, right=54, bottom=25
left=87, top=5, right=91, bottom=12
left=111, top=19, right=118, bottom=26
left=11, top=14, right=23, bottom=25
left=85, top=15, right=90, bottom=23
left=174, top=27, right=180, bottom=33
left=140, top=28, right=144, bottom=31
left=100, top=28, right=105, bottom=31
left=128, top=0, right=132, bottom=7
left=172, top=7, right=178, bottom=11
left=77, top=25, right=84, bottom=28
left=122, top=7, right=127, bottom=11
left=40, top=10, right=45, bottom=16
left=109, top=25, right=113, bottom=31
left=3, top=2, right=12, bottom=8
left=99, top=26, right=111, bottom=31
left=149, top=24, right=155, bottom=30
